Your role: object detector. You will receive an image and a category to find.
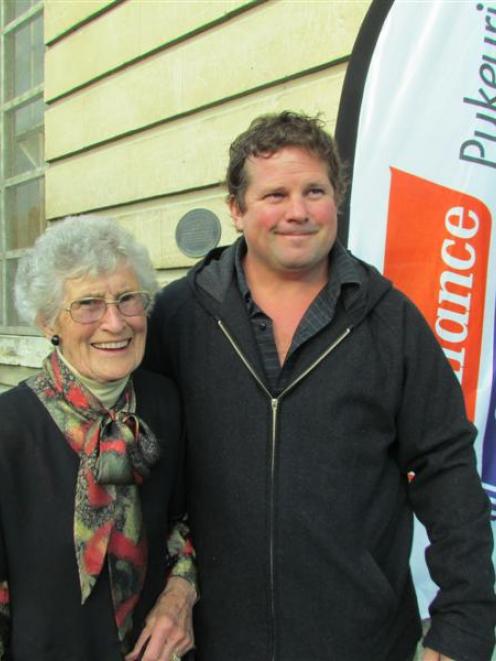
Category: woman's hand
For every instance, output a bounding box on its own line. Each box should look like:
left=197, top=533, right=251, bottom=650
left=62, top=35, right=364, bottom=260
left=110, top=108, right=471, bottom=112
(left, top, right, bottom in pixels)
left=125, top=577, right=196, bottom=661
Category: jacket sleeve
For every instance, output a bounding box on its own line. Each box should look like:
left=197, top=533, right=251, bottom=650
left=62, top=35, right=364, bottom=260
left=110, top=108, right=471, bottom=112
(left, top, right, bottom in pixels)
left=143, top=283, right=183, bottom=382
left=393, top=295, right=496, bottom=660
left=0, top=519, right=10, bottom=660
left=165, top=426, right=197, bottom=593
left=141, top=336, right=198, bottom=593
left=166, top=518, right=197, bottom=590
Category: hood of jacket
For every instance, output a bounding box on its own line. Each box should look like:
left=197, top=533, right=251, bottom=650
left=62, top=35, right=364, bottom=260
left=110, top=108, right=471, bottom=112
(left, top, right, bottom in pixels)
left=186, top=237, right=393, bottom=330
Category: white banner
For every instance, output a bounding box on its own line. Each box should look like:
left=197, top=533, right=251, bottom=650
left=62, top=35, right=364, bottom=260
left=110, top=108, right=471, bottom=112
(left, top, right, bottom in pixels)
left=341, top=1, right=496, bottom=616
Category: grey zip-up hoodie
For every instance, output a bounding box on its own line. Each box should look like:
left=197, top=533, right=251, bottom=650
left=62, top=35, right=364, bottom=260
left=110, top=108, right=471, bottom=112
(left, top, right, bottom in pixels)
left=144, top=239, right=495, bottom=661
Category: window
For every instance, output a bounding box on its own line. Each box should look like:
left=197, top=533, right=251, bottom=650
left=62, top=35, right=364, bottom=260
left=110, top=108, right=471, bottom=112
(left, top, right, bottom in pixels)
left=1, top=0, right=45, bottom=330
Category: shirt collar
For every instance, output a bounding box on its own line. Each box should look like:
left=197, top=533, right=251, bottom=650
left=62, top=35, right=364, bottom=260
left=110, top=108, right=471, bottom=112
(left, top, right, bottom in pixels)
left=234, top=237, right=361, bottom=306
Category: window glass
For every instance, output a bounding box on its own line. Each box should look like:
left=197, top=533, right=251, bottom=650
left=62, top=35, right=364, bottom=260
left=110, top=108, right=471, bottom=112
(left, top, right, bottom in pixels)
left=4, top=1, right=36, bottom=25
left=5, top=96, right=44, bottom=176
left=5, top=177, right=45, bottom=251
left=5, top=12, right=43, bottom=100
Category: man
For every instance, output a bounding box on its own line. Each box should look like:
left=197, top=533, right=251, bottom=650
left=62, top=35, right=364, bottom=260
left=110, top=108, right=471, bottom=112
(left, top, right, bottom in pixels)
left=143, top=112, right=496, bottom=660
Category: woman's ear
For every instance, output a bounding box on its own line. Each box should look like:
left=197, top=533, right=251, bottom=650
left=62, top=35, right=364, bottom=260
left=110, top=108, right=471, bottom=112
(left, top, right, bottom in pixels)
left=36, top=313, right=57, bottom=342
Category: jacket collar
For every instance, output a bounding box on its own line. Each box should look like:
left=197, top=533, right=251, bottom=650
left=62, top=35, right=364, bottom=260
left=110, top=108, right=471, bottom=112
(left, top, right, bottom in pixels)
left=188, top=239, right=393, bottom=392
left=190, top=237, right=392, bottom=327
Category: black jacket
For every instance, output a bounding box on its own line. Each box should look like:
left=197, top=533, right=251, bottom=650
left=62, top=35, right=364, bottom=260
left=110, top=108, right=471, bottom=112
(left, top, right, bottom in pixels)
left=144, top=240, right=495, bottom=661
left=0, top=368, right=182, bottom=660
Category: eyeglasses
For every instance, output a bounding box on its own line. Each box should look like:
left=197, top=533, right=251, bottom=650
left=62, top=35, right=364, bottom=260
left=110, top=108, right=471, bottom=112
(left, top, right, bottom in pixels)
left=65, top=291, right=152, bottom=324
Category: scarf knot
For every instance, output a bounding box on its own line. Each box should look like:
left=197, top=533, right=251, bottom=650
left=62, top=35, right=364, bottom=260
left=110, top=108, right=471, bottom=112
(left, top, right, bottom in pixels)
left=96, top=410, right=159, bottom=486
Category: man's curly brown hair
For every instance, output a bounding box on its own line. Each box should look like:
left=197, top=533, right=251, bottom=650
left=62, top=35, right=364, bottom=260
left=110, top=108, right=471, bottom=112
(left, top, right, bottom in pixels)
left=226, top=110, right=347, bottom=211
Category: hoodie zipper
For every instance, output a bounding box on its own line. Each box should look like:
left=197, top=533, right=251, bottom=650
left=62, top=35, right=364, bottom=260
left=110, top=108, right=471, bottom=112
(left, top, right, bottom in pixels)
left=217, top=320, right=351, bottom=660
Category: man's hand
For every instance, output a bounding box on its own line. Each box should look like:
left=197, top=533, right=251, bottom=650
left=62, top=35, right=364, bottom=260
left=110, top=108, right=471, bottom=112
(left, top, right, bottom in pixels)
left=125, top=577, right=196, bottom=661
left=422, top=648, right=455, bottom=661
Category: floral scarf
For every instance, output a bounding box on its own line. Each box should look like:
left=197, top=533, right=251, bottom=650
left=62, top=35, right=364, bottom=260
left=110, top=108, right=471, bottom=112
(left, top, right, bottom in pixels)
left=27, top=351, right=161, bottom=645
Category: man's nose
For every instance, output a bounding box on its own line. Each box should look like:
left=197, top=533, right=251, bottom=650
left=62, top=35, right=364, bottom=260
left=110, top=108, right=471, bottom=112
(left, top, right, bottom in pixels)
left=286, top=195, right=308, bottom=222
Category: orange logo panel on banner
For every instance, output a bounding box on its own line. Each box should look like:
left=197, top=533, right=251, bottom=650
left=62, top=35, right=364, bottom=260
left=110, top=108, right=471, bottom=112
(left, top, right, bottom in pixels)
left=384, top=168, right=492, bottom=421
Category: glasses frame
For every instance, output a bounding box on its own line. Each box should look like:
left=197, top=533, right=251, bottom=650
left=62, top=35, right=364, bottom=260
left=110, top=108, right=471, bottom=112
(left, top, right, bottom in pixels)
left=64, top=290, right=152, bottom=325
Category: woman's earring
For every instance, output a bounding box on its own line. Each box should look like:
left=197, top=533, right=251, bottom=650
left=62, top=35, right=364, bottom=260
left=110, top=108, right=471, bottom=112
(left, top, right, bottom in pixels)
left=50, top=334, right=60, bottom=346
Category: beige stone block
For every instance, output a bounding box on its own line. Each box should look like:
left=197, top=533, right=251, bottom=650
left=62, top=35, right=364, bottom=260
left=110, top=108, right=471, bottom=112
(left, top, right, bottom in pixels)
left=45, top=0, right=252, bottom=100
left=0, top=335, right=50, bottom=369
left=104, top=188, right=238, bottom=269
left=46, top=65, right=346, bottom=218
left=0, top=364, right=39, bottom=388
left=45, top=0, right=369, bottom=159
left=156, top=268, right=190, bottom=287
left=45, top=0, right=117, bottom=44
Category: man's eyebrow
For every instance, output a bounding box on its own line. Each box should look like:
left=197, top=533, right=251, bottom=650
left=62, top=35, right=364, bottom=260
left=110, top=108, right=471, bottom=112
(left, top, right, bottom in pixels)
left=257, top=184, right=287, bottom=195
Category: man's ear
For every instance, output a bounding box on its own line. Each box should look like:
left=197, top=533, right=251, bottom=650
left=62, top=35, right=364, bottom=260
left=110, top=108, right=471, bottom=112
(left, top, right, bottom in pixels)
left=228, top=196, right=244, bottom=233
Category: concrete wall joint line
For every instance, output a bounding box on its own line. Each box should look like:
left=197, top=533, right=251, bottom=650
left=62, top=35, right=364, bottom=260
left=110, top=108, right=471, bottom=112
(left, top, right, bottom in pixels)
left=46, top=56, right=349, bottom=164
left=45, top=0, right=265, bottom=104
left=45, top=0, right=125, bottom=47
left=46, top=182, right=223, bottom=223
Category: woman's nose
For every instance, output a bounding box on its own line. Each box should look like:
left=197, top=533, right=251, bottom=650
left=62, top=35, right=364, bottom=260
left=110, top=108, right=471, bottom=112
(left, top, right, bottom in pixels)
left=99, top=302, right=127, bottom=331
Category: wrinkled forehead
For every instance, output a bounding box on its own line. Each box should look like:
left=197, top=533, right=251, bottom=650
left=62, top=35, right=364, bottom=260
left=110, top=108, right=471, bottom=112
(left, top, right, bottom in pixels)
left=243, top=147, right=332, bottom=186
left=61, top=264, right=140, bottom=301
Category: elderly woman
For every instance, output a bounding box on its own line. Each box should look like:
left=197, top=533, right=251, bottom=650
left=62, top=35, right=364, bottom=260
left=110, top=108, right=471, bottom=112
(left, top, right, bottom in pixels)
left=0, top=216, right=196, bottom=661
